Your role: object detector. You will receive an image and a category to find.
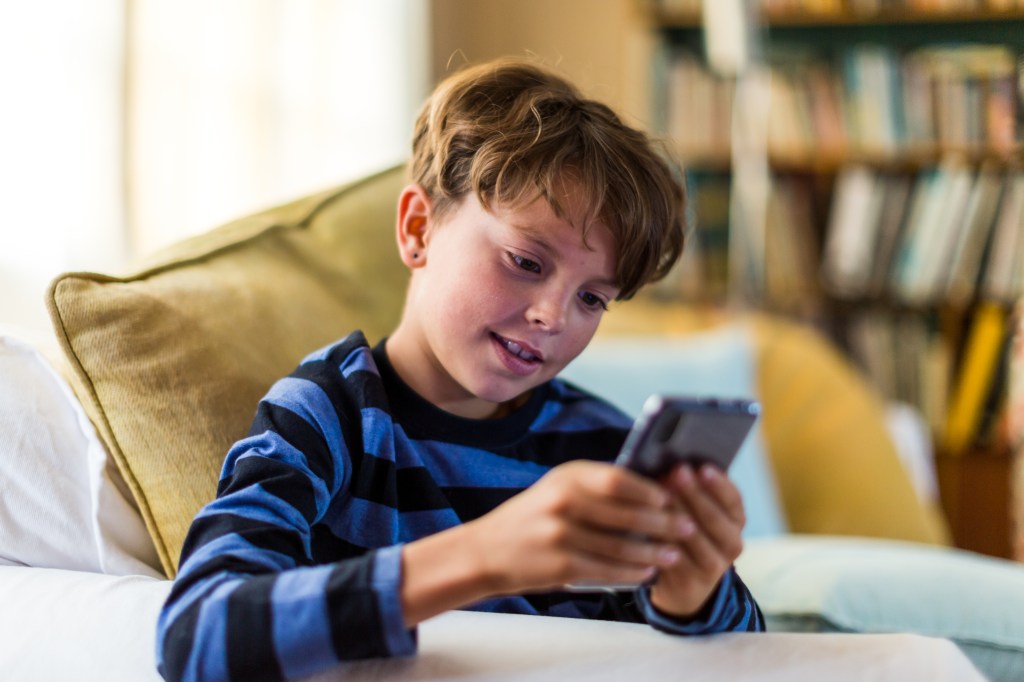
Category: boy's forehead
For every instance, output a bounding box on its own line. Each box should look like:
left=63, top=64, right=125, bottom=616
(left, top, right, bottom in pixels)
left=495, top=196, right=608, bottom=250
left=487, top=184, right=611, bottom=238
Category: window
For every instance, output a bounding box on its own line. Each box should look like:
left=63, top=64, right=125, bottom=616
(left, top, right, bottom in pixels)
left=1, top=1, right=428, bottom=332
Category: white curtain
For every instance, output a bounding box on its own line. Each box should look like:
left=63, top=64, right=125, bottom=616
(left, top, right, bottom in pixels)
left=0, top=0, right=429, bottom=333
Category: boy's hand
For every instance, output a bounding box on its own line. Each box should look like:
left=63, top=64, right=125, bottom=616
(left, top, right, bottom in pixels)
left=648, top=464, right=746, bottom=618
left=464, top=461, right=693, bottom=594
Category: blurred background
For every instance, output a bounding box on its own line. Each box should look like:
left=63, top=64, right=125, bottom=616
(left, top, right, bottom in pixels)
left=2, top=0, right=1023, bottom=556
left=0, top=0, right=653, bottom=336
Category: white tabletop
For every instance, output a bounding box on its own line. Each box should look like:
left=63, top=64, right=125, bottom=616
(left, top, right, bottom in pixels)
left=0, top=566, right=985, bottom=682
left=312, top=610, right=985, bottom=682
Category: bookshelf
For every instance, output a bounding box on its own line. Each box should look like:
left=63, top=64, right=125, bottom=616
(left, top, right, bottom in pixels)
left=646, top=0, right=1024, bottom=558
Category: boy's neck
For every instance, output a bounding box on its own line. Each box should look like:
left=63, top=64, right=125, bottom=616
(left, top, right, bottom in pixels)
left=483, top=392, right=531, bottom=420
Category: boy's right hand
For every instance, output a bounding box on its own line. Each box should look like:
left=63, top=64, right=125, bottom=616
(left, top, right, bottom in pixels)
left=463, top=460, right=690, bottom=594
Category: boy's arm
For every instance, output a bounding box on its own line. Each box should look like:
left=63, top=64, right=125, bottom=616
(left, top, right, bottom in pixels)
left=399, top=460, right=693, bottom=625
left=156, top=385, right=415, bottom=682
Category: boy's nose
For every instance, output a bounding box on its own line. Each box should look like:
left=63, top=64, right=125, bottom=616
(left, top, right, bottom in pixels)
left=526, top=292, right=569, bottom=333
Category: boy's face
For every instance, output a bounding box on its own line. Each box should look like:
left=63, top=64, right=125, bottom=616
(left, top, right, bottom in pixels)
left=389, top=185, right=620, bottom=419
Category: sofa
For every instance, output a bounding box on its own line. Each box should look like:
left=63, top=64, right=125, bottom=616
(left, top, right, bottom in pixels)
left=2, top=164, right=1022, bottom=680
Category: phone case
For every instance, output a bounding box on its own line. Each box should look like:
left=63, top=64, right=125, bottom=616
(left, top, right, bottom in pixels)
left=614, top=395, right=760, bottom=479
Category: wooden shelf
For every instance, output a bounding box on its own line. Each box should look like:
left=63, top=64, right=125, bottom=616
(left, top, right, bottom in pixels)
left=936, top=449, right=1014, bottom=559
left=654, top=6, right=1024, bottom=28
left=677, top=146, right=1024, bottom=173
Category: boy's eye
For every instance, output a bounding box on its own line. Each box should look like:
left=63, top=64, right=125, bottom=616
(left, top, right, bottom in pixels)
left=510, top=253, right=541, bottom=273
left=578, top=291, right=608, bottom=311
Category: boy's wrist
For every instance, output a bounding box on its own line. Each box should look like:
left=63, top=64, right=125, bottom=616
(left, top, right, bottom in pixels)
left=399, top=523, right=496, bottom=627
left=647, top=577, right=719, bottom=621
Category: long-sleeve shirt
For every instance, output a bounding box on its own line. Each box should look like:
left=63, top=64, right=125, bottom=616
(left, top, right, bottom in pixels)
left=157, top=331, right=763, bottom=682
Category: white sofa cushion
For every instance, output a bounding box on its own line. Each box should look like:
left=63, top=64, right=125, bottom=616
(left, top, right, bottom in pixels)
left=0, top=334, right=161, bottom=575
left=0, top=566, right=169, bottom=681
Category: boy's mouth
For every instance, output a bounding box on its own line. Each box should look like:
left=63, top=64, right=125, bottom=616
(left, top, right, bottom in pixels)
left=491, top=332, right=543, bottom=363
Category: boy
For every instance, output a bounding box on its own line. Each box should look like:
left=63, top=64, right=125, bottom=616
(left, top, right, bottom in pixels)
left=157, top=57, right=763, bottom=682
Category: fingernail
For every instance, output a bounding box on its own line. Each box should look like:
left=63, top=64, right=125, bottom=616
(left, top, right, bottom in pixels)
left=677, top=518, right=696, bottom=537
left=701, top=466, right=719, bottom=481
left=659, top=548, right=681, bottom=565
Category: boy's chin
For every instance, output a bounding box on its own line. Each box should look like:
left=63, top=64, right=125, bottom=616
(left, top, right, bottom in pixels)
left=473, top=380, right=544, bottom=412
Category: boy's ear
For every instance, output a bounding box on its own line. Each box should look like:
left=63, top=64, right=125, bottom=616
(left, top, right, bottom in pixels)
left=396, top=184, right=433, bottom=269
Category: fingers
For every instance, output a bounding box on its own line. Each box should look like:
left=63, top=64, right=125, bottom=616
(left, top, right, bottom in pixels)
left=546, top=462, right=692, bottom=542
left=564, top=460, right=671, bottom=509
left=563, top=522, right=682, bottom=570
left=558, top=553, right=659, bottom=588
left=532, top=462, right=696, bottom=584
left=695, top=465, right=746, bottom=526
left=667, top=465, right=745, bottom=563
left=562, top=490, right=694, bottom=542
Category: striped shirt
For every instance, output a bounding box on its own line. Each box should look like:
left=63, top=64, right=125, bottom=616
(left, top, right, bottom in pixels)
left=157, top=331, right=763, bottom=682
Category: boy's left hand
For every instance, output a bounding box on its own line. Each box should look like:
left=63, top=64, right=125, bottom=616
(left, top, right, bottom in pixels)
left=648, top=463, right=746, bottom=618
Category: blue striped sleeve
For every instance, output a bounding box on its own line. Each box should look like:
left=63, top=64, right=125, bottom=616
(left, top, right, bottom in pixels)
left=635, top=567, right=765, bottom=635
left=157, top=370, right=416, bottom=681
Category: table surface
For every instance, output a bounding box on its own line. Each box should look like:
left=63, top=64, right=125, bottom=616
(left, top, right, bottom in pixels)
left=307, top=610, right=985, bottom=682
left=0, top=567, right=986, bottom=682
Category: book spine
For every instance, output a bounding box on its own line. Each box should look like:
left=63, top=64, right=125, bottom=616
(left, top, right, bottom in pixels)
left=945, top=302, right=1010, bottom=455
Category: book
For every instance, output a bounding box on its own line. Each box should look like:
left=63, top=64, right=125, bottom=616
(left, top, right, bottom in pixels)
left=981, top=172, right=1024, bottom=304
left=910, top=162, right=974, bottom=304
left=821, top=165, right=883, bottom=299
left=667, top=49, right=733, bottom=161
left=764, top=177, right=820, bottom=313
left=921, top=325, right=953, bottom=439
left=807, top=62, right=847, bottom=156
left=944, top=302, right=1010, bottom=455
left=867, top=175, right=912, bottom=298
left=843, top=46, right=902, bottom=155
left=945, top=165, right=1005, bottom=308
left=895, top=314, right=929, bottom=410
left=901, top=52, right=935, bottom=152
left=674, top=174, right=732, bottom=303
left=847, top=309, right=899, bottom=401
left=892, top=167, right=949, bottom=303
left=972, top=326, right=1013, bottom=451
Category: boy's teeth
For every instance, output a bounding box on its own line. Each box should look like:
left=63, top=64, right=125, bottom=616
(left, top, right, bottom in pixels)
left=500, top=336, right=538, bottom=361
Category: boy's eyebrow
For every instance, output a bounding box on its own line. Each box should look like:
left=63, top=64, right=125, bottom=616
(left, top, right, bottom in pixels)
left=512, top=223, right=557, bottom=256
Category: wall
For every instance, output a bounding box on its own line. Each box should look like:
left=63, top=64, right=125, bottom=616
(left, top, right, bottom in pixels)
left=430, top=0, right=655, bottom=128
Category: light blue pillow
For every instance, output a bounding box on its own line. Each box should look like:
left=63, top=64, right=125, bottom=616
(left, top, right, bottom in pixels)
left=738, top=535, right=1024, bottom=682
left=561, top=325, right=787, bottom=538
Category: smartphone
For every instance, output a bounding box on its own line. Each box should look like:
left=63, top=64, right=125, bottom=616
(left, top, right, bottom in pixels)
left=564, top=395, right=759, bottom=593
left=614, top=395, right=760, bottom=479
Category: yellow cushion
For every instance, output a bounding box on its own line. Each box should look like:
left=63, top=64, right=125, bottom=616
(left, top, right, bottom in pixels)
left=749, top=313, right=948, bottom=544
left=47, top=166, right=410, bottom=576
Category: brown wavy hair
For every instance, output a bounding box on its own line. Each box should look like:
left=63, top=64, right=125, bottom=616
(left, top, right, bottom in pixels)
left=409, top=57, right=686, bottom=300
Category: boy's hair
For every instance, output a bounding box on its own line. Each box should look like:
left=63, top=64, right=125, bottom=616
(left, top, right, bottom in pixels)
left=410, top=57, right=686, bottom=300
